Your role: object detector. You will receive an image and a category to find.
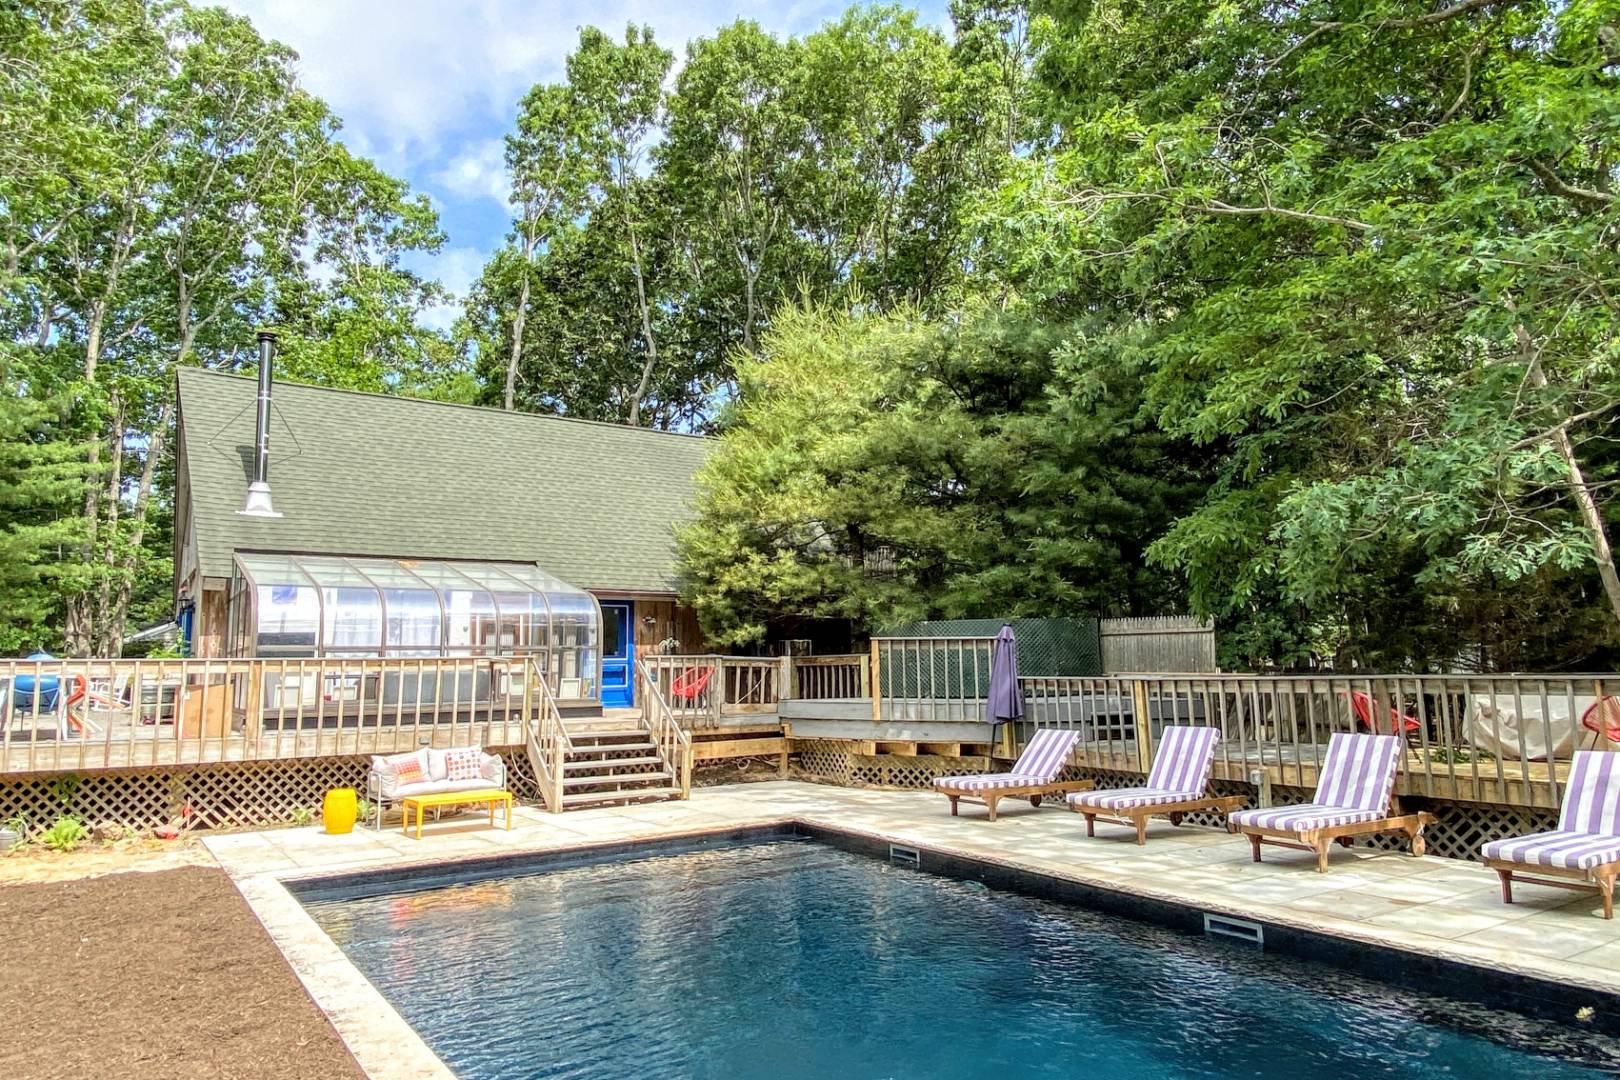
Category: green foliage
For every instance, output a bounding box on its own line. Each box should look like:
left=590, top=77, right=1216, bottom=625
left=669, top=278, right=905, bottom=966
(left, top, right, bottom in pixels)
left=679, top=304, right=1203, bottom=644
left=969, top=0, right=1620, bottom=668
left=1, top=0, right=454, bottom=654
left=290, top=806, right=313, bottom=827
left=40, top=815, right=87, bottom=852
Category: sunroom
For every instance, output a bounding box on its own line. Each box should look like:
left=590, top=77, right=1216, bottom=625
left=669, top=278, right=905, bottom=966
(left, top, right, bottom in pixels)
left=225, top=554, right=603, bottom=705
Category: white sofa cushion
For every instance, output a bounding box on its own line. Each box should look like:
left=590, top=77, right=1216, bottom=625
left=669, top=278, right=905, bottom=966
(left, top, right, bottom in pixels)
left=393, top=776, right=502, bottom=799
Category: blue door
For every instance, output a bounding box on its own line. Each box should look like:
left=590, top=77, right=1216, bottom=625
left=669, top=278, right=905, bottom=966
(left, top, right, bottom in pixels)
left=601, top=602, right=633, bottom=708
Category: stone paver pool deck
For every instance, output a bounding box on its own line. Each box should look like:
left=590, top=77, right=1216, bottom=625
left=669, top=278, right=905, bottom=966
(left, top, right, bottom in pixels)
left=205, top=781, right=1620, bottom=1079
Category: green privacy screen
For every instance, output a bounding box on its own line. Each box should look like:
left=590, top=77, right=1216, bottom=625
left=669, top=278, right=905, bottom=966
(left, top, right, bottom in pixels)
left=874, top=618, right=1101, bottom=699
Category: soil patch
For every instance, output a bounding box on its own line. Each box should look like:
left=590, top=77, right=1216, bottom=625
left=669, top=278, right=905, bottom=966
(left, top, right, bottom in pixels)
left=0, top=866, right=364, bottom=1080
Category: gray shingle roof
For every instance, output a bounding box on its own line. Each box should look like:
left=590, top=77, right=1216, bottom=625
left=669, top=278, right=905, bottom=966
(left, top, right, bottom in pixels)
left=176, top=367, right=712, bottom=593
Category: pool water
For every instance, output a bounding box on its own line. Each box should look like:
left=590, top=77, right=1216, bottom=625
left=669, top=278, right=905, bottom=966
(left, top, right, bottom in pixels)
left=306, top=839, right=1619, bottom=1079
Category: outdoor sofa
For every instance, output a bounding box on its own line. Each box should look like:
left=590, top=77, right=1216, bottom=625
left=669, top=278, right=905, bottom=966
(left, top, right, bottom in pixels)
left=366, top=745, right=506, bottom=829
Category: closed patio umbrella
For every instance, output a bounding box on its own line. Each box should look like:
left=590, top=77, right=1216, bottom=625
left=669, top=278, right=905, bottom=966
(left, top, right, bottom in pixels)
left=987, top=624, right=1025, bottom=728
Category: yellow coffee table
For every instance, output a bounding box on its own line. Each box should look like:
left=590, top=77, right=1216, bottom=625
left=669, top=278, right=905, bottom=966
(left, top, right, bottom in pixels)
left=400, top=788, right=514, bottom=839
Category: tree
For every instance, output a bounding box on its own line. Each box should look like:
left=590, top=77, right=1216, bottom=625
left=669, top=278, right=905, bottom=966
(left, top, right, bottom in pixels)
left=2, top=1, right=450, bottom=654
left=976, top=0, right=1620, bottom=668
left=568, top=25, right=674, bottom=427
left=678, top=304, right=1201, bottom=645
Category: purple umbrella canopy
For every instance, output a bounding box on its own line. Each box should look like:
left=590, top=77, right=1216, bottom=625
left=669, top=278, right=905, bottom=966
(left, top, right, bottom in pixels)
left=987, top=624, right=1025, bottom=724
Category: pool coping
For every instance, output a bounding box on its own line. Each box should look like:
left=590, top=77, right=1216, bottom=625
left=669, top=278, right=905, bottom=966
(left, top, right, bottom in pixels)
left=223, top=813, right=1620, bottom=1080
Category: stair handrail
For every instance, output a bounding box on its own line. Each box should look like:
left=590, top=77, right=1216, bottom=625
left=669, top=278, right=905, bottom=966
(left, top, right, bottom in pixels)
left=636, top=657, right=692, bottom=798
left=525, top=656, right=571, bottom=812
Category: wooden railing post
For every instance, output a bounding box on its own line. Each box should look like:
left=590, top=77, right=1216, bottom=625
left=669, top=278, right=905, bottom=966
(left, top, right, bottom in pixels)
left=710, top=654, right=725, bottom=723
left=778, top=654, right=796, bottom=701
left=1131, top=678, right=1154, bottom=774
left=870, top=639, right=882, bottom=724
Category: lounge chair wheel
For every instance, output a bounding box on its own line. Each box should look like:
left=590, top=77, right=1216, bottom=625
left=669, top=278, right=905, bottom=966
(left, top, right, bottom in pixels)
left=1029, top=795, right=1042, bottom=808
left=1411, top=833, right=1427, bottom=858
left=1168, top=812, right=1184, bottom=827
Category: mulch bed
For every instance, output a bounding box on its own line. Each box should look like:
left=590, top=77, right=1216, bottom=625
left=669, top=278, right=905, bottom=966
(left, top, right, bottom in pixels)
left=0, top=866, right=365, bottom=1080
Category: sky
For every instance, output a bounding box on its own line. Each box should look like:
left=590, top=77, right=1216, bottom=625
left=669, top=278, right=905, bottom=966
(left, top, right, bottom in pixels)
left=221, top=1, right=951, bottom=331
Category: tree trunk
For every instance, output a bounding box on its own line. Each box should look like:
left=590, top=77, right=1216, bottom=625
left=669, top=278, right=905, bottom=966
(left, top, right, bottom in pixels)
left=625, top=221, right=659, bottom=427
left=505, top=229, right=536, bottom=411
left=103, top=402, right=173, bottom=656
left=1519, top=327, right=1620, bottom=633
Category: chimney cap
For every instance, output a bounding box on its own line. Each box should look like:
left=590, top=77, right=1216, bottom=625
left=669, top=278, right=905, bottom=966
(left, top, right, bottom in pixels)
left=255, top=327, right=280, bottom=343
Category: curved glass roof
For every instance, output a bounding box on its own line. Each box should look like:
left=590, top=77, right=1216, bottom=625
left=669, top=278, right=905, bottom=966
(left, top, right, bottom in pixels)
left=230, top=554, right=601, bottom=692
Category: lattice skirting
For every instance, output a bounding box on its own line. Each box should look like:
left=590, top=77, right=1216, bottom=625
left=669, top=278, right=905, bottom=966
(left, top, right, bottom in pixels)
left=797, top=740, right=990, bottom=789
left=0, top=748, right=539, bottom=837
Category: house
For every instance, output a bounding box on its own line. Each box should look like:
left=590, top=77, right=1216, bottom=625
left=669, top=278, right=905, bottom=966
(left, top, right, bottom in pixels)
left=172, top=365, right=713, bottom=708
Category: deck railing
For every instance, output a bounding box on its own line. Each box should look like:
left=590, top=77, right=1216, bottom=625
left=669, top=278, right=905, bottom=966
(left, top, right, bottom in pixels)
left=790, top=654, right=868, bottom=700
left=0, top=654, right=535, bottom=773
left=872, top=636, right=996, bottom=722
left=635, top=659, right=692, bottom=798
left=523, top=655, right=569, bottom=812
left=1025, top=672, right=1620, bottom=811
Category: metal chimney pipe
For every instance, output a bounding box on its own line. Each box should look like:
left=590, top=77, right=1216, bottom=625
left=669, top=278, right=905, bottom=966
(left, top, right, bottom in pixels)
left=236, top=328, right=282, bottom=518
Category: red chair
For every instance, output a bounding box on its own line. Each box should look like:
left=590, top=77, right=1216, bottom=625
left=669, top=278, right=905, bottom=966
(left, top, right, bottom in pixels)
left=1580, top=697, right=1620, bottom=743
left=670, top=666, right=715, bottom=705
left=1347, top=690, right=1420, bottom=735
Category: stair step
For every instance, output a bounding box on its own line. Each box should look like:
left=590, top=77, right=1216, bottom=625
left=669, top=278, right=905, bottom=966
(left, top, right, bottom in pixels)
left=567, top=741, right=656, bottom=756
left=563, top=770, right=672, bottom=789
left=561, top=785, right=682, bottom=807
left=563, top=755, right=663, bottom=770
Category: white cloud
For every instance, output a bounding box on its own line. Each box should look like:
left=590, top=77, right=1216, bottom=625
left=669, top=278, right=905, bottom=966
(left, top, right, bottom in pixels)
left=433, top=139, right=511, bottom=207
left=223, top=0, right=864, bottom=170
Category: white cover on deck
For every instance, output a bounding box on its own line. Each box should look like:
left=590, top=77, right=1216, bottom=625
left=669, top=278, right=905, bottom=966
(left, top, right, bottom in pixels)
left=1464, top=694, right=1595, bottom=762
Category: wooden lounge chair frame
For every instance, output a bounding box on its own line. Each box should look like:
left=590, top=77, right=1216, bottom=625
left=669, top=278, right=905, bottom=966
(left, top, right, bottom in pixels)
left=1231, top=808, right=1436, bottom=873
left=1482, top=857, right=1620, bottom=920
left=1074, top=794, right=1248, bottom=846
left=942, top=778, right=1096, bottom=822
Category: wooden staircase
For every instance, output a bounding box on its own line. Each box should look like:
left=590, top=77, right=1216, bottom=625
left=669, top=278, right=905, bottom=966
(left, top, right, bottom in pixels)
left=522, top=657, right=691, bottom=812
left=557, top=729, right=683, bottom=808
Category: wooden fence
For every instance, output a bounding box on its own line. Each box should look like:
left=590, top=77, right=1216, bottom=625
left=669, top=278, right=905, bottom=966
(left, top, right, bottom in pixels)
left=1099, top=616, right=1217, bottom=673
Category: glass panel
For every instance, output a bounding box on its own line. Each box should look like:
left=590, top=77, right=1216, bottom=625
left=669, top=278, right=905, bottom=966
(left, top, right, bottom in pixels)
left=255, top=582, right=318, bottom=656
left=399, top=561, right=497, bottom=656
left=383, top=589, right=441, bottom=655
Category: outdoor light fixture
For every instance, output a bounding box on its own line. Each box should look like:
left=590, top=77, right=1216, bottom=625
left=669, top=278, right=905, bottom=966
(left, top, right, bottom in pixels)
left=237, top=328, right=282, bottom=518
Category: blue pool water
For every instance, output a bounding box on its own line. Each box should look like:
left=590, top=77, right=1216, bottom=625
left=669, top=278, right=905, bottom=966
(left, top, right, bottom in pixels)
left=306, top=839, right=1619, bottom=1079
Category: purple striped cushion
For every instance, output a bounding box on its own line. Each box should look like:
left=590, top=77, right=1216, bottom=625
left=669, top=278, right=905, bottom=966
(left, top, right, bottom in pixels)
left=1558, top=752, right=1620, bottom=834
left=933, top=774, right=1048, bottom=792
left=1227, top=803, right=1385, bottom=833
left=1145, top=726, right=1220, bottom=793
left=1007, top=728, right=1081, bottom=782
left=1067, top=787, right=1196, bottom=811
left=1482, top=830, right=1620, bottom=872
left=1316, top=732, right=1401, bottom=812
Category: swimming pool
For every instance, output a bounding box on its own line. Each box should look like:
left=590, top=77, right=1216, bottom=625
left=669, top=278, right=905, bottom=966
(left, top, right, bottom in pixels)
left=305, top=837, right=1619, bottom=1079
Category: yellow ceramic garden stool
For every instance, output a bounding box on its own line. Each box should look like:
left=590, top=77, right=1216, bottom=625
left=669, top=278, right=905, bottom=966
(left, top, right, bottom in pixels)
left=323, top=787, right=358, bottom=834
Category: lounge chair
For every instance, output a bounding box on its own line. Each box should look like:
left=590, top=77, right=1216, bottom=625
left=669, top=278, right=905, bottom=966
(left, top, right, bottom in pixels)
left=1065, top=725, right=1244, bottom=844
left=1227, top=732, right=1433, bottom=872
left=933, top=728, right=1091, bottom=821
left=1481, top=750, right=1620, bottom=919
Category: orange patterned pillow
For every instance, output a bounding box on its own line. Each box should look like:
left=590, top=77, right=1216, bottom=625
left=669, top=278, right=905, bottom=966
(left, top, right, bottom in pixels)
left=387, top=750, right=427, bottom=786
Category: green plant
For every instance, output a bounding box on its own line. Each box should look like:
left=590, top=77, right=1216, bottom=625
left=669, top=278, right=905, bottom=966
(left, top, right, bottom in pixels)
left=50, top=774, right=80, bottom=809
left=2, top=812, right=28, bottom=848
left=290, top=806, right=313, bottom=827
left=40, top=816, right=88, bottom=852
left=355, top=799, right=373, bottom=824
